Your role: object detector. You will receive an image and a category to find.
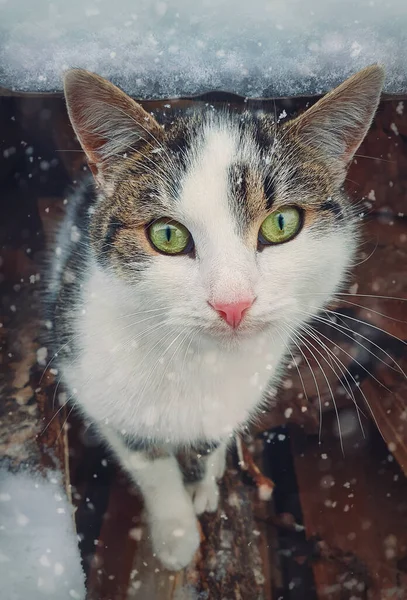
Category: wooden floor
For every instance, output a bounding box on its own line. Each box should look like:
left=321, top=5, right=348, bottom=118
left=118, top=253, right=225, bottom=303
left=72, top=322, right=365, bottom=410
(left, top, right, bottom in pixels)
left=1, top=90, right=407, bottom=599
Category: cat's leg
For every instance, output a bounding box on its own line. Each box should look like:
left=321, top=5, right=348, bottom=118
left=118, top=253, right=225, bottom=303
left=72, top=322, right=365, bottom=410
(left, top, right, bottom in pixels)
left=181, top=441, right=228, bottom=515
left=100, top=426, right=200, bottom=570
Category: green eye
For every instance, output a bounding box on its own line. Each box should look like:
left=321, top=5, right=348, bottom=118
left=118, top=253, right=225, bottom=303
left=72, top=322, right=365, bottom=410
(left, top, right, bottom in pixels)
left=259, top=206, right=302, bottom=245
left=147, top=219, right=193, bottom=255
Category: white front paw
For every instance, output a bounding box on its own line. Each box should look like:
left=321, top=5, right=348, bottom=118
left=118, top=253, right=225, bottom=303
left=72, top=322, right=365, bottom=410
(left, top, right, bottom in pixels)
left=150, top=515, right=200, bottom=571
left=209, top=445, right=226, bottom=480
left=188, top=478, right=220, bottom=515
left=214, top=456, right=226, bottom=480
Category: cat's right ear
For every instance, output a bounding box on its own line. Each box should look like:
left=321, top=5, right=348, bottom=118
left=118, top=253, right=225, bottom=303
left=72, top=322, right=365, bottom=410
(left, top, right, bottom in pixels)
left=63, top=69, right=163, bottom=184
left=287, top=65, right=385, bottom=186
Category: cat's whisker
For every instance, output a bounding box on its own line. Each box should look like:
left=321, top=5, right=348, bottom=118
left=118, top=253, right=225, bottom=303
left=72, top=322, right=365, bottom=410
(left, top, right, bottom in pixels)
left=351, top=240, right=378, bottom=266
left=127, top=328, right=180, bottom=401
left=353, top=153, right=395, bottom=163
left=328, top=310, right=354, bottom=333
left=116, top=307, right=174, bottom=320
left=123, top=325, right=177, bottom=400
left=39, top=307, right=170, bottom=381
left=67, top=124, right=173, bottom=191
left=135, top=328, right=189, bottom=405
left=180, top=328, right=200, bottom=385
left=297, top=306, right=405, bottom=377
left=104, top=102, right=175, bottom=166
left=344, top=176, right=361, bottom=187
left=300, top=323, right=386, bottom=445
left=48, top=320, right=172, bottom=415
left=280, top=323, right=324, bottom=443
left=329, top=297, right=407, bottom=325
left=155, top=328, right=192, bottom=400
left=51, top=371, right=64, bottom=412
left=40, top=386, right=77, bottom=437
left=297, top=310, right=393, bottom=391
left=318, top=309, right=407, bottom=378
left=298, top=325, right=367, bottom=435
left=298, top=292, right=407, bottom=302
left=165, top=329, right=201, bottom=423
left=55, top=403, right=77, bottom=444
left=293, top=330, right=345, bottom=455
left=40, top=338, right=76, bottom=384
left=275, top=325, right=310, bottom=406
left=325, top=308, right=407, bottom=348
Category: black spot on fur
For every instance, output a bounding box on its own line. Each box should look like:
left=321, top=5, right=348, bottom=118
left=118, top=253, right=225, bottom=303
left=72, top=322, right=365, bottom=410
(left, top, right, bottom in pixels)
left=194, top=441, right=220, bottom=454
left=264, top=174, right=275, bottom=210
left=121, top=434, right=153, bottom=453
left=166, top=121, right=196, bottom=174
left=319, top=198, right=343, bottom=219
left=47, top=180, right=96, bottom=358
left=177, top=441, right=220, bottom=484
left=166, top=133, right=190, bottom=159
left=250, top=114, right=275, bottom=152
left=99, top=217, right=123, bottom=264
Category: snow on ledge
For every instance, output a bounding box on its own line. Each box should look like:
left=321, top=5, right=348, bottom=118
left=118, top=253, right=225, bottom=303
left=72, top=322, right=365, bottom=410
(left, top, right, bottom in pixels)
left=0, top=0, right=406, bottom=98
left=0, top=469, right=86, bottom=600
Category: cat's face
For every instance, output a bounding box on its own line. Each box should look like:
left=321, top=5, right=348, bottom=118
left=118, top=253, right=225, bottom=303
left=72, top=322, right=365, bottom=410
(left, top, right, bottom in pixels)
left=89, top=114, right=358, bottom=343
left=63, top=67, right=384, bottom=344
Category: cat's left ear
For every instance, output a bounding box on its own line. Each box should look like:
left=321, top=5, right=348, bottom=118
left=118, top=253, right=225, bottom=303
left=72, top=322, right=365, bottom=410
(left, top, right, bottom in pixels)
left=287, top=65, right=385, bottom=185
left=63, top=69, right=163, bottom=184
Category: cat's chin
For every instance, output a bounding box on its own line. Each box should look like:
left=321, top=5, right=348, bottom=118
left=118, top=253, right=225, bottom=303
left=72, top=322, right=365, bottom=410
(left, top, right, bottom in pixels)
left=204, top=321, right=271, bottom=346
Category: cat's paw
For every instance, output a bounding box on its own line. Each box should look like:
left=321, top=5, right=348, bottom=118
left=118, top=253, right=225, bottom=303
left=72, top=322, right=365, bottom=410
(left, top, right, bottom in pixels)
left=213, top=452, right=226, bottom=480
left=188, top=478, right=220, bottom=515
left=150, top=515, right=200, bottom=571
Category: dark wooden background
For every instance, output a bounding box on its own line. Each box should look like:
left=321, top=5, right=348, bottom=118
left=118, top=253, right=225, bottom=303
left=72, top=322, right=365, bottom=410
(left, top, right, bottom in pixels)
left=1, top=90, right=407, bottom=599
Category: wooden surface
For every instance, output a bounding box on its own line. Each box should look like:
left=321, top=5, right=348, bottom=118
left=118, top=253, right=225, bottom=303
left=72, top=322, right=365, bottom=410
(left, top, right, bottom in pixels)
left=1, top=91, right=407, bottom=599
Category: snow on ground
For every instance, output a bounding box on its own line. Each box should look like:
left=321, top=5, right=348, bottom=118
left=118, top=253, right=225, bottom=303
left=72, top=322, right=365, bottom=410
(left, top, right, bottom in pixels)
left=0, top=469, right=86, bottom=600
left=0, top=0, right=406, bottom=98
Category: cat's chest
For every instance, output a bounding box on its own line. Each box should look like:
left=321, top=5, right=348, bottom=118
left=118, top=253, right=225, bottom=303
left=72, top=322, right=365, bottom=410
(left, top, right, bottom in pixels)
left=72, top=321, right=284, bottom=444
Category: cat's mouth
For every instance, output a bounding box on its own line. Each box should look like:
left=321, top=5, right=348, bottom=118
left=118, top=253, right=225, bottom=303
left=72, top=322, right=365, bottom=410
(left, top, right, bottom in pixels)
left=206, top=317, right=271, bottom=341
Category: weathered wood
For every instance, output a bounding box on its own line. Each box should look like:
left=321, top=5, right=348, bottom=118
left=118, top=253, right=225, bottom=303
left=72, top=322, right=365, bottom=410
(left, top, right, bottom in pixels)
left=0, top=247, right=68, bottom=478
left=291, top=414, right=407, bottom=600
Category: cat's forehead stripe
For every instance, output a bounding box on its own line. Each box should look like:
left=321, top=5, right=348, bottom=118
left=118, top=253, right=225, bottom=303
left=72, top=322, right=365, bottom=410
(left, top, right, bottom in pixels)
left=176, top=116, right=275, bottom=235
left=263, top=174, right=275, bottom=211
left=227, top=162, right=272, bottom=229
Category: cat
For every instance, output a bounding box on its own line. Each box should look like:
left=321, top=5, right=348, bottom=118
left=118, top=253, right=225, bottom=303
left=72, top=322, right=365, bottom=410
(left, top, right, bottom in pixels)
left=47, top=65, right=384, bottom=570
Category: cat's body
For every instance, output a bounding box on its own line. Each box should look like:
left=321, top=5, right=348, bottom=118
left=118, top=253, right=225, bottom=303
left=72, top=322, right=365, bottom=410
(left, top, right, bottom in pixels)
left=48, top=66, right=384, bottom=569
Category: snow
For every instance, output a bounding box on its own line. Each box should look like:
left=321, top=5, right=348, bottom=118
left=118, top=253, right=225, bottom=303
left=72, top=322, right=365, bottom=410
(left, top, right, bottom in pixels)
left=0, top=0, right=406, bottom=98
left=258, top=483, right=273, bottom=501
left=0, top=469, right=86, bottom=600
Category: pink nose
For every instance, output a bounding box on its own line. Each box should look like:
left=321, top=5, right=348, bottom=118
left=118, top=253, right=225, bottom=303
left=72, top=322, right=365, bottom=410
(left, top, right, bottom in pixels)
left=209, top=298, right=254, bottom=328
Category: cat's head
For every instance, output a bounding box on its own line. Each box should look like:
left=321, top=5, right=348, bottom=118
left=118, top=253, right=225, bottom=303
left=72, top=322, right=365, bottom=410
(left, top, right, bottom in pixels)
left=63, top=66, right=384, bottom=344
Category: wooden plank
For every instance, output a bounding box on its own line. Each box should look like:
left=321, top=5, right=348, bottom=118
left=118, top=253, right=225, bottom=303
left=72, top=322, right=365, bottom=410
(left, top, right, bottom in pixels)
left=291, top=414, right=407, bottom=600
